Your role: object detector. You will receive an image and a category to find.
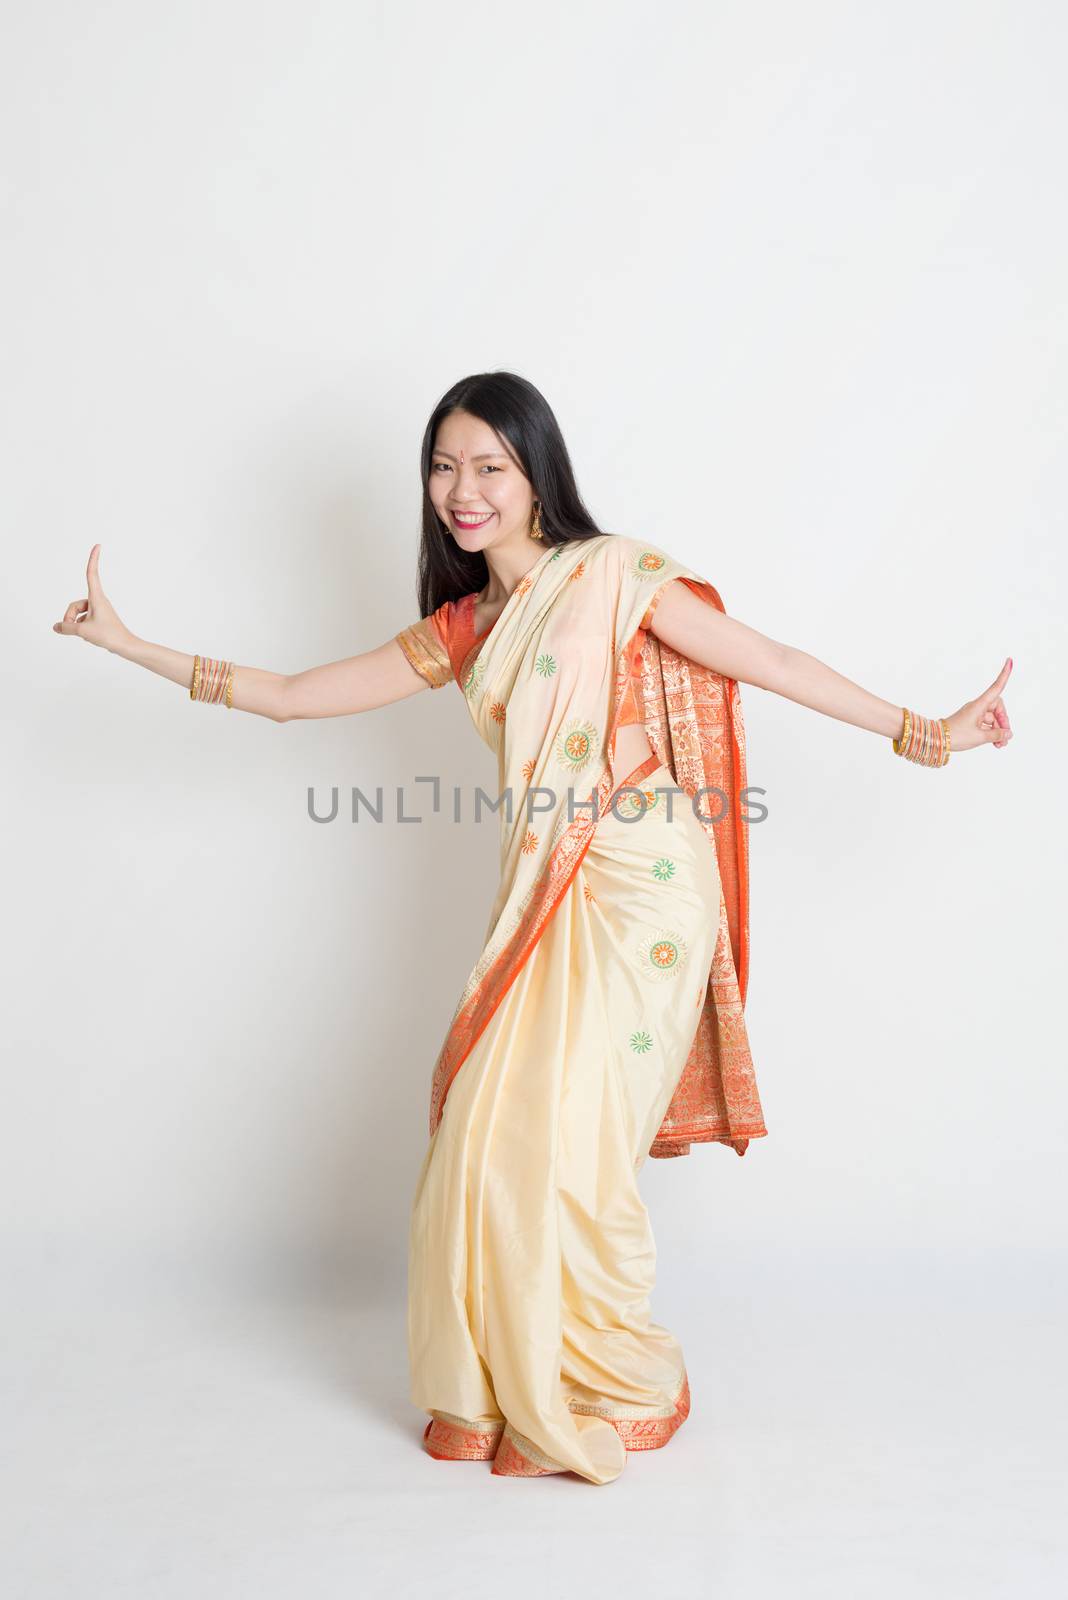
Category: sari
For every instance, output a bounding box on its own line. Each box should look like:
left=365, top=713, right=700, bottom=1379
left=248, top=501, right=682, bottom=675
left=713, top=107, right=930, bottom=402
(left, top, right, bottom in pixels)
left=394, top=532, right=766, bottom=1483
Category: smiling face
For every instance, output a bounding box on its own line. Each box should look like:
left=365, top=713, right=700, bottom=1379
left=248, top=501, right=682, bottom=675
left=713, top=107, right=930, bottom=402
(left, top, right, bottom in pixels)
left=428, top=409, right=538, bottom=559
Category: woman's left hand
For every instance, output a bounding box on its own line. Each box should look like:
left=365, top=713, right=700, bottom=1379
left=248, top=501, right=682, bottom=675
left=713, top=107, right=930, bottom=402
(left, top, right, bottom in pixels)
left=943, top=658, right=1014, bottom=753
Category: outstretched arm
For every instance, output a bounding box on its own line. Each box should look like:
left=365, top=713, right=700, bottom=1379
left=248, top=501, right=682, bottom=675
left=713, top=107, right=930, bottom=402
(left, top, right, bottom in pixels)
left=53, top=544, right=431, bottom=722
left=649, top=579, right=1013, bottom=754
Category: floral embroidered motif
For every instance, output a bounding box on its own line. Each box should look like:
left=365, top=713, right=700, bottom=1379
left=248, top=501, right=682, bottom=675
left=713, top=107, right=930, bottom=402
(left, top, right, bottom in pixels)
left=521, top=829, right=539, bottom=855
left=521, top=757, right=537, bottom=782
left=568, top=560, right=586, bottom=582
left=490, top=700, right=506, bottom=725
left=652, top=857, right=676, bottom=881
left=582, top=883, right=596, bottom=903
left=615, top=785, right=661, bottom=819
left=461, top=656, right=486, bottom=701
left=514, top=573, right=534, bottom=597
left=633, top=548, right=668, bottom=578
left=548, top=547, right=564, bottom=560
left=630, top=1030, right=654, bottom=1053
left=535, top=653, right=557, bottom=678
left=635, top=928, right=689, bottom=981
left=650, top=938, right=684, bottom=972
left=555, top=718, right=600, bottom=773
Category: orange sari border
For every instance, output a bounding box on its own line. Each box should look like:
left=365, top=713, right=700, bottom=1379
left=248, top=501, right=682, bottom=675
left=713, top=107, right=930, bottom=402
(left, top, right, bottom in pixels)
left=633, top=577, right=766, bottom=1157
left=422, top=1371, right=692, bottom=1469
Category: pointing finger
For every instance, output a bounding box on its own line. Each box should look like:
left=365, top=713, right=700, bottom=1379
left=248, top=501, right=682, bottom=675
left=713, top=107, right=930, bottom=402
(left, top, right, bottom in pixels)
left=986, top=657, right=1012, bottom=701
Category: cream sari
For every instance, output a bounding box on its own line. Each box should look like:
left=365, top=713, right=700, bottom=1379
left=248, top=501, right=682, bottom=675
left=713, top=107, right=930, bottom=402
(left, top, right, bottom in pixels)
left=394, top=532, right=766, bottom=1483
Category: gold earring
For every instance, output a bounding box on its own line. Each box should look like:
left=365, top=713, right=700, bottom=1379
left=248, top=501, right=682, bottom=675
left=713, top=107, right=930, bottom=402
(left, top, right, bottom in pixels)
left=530, top=500, right=544, bottom=540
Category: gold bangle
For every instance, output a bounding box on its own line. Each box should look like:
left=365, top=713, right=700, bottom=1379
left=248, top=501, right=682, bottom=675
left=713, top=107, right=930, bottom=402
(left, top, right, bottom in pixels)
left=892, top=706, right=951, bottom=767
left=190, top=655, right=234, bottom=705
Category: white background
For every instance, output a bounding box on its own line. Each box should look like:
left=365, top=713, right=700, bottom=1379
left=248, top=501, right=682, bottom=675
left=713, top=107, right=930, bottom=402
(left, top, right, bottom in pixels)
left=4, top=1, right=1065, bottom=1595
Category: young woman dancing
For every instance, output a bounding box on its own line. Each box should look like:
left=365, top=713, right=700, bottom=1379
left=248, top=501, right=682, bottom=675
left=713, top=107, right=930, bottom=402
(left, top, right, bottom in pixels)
left=53, top=370, right=1014, bottom=1485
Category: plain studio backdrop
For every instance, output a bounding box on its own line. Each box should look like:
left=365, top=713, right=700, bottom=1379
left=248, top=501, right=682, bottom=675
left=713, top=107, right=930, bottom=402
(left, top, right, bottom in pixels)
left=2, top=1, right=1064, bottom=1596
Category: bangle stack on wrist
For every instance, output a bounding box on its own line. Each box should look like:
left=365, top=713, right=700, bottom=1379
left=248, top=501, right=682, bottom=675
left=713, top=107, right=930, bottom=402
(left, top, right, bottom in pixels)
left=892, top=707, right=950, bottom=766
left=190, top=655, right=235, bottom=709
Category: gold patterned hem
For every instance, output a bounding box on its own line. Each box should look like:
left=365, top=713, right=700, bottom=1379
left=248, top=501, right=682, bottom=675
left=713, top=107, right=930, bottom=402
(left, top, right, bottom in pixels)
left=490, top=1422, right=564, bottom=1476
left=421, top=1370, right=691, bottom=1467
left=423, top=1411, right=505, bottom=1460
left=568, top=1372, right=691, bottom=1451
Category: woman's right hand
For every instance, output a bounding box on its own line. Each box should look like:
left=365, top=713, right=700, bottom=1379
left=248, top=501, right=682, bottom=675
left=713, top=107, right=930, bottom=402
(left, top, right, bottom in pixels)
left=52, top=544, right=133, bottom=653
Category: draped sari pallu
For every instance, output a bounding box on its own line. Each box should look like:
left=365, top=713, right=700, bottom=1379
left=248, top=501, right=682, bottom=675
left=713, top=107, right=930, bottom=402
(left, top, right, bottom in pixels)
left=395, top=532, right=767, bottom=1483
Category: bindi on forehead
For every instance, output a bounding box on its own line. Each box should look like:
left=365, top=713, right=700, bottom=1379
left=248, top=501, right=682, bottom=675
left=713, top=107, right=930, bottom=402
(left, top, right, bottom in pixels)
left=433, top=447, right=510, bottom=464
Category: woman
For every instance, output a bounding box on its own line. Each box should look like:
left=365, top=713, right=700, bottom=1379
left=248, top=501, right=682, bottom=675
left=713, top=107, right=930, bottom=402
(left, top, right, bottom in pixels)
left=53, top=371, right=1014, bottom=1486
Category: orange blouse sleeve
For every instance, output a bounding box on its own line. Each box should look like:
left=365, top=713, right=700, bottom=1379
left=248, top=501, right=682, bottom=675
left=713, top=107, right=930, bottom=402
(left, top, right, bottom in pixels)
left=393, top=600, right=454, bottom=690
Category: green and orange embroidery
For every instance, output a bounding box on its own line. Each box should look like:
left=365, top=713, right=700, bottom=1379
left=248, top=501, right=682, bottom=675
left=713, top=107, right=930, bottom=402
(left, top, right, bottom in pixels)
left=490, top=700, right=506, bottom=725
left=461, top=656, right=486, bottom=700
left=521, top=757, right=537, bottom=782
left=650, top=939, right=682, bottom=972
left=615, top=785, right=661, bottom=819
left=555, top=718, right=600, bottom=773
left=633, top=548, right=668, bottom=579
left=521, top=829, right=539, bottom=855
left=635, top=928, right=689, bottom=982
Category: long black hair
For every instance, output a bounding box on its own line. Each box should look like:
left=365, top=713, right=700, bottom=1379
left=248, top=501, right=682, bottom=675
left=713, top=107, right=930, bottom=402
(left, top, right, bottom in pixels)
left=414, top=371, right=609, bottom=619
